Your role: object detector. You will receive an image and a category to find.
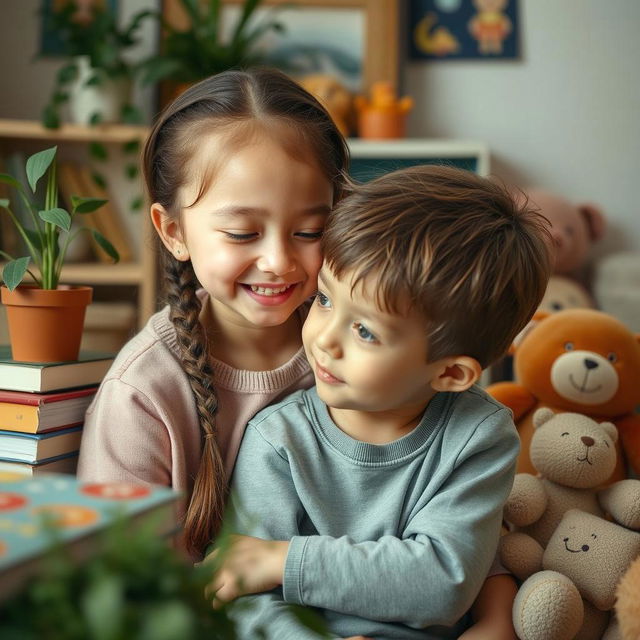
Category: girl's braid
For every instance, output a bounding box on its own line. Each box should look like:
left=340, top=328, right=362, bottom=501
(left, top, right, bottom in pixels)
left=165, top=254, right=226, bottom=556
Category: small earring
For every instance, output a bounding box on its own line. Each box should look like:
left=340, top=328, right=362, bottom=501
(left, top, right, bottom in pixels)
left=175, top=248, right=182, bottom=256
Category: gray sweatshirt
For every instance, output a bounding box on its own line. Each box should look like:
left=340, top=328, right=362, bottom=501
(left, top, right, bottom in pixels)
left=226, top=385, right=519, bottom=639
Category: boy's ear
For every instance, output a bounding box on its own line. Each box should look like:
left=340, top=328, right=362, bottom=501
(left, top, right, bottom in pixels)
left=150, top=203, right=190, bottom=261
left=430, top=356, right=482, bottom=393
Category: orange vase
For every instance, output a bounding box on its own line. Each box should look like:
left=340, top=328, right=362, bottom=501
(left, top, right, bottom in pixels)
left=1, top=285, right=93, bottom=362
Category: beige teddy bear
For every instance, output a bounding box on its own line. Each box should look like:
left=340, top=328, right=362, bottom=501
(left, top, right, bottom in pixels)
left=512, top=509, right=640, bottom=640
left=500, top=408, right=640, bottom=639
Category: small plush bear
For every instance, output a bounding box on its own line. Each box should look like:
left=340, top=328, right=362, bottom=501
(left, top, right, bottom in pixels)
left=500, top=409, right=640, bottom=582
left=511, top=510, right=640, bottom=640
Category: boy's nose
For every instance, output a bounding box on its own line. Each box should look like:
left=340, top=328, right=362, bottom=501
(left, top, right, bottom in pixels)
left=315, top=322, right=342, bottom=359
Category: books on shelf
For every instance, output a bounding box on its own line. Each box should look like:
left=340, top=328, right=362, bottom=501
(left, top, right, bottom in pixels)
left=0, top=386, right=96, bottom=433
left=0, top=474, right=181, bottom=601
left=0, top=346, right=114, bottom=393
left=0, top=425, right=82, bottom=464
left=57, top=162, right=134, bottom=263
left=0, top=453, right=78, bottom=477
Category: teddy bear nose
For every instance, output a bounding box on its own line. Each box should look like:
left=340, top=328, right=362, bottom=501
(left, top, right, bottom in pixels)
left=584, top=358, right=599, bottom=370
left=581, top=436, right=595, bottom=447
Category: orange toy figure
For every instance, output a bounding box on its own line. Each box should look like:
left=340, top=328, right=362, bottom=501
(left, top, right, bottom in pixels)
left=487, top=309, right=640, bottom=483
left=354, top=82, right=413, bottom=139
left=468, top=0, right=513, bottom=55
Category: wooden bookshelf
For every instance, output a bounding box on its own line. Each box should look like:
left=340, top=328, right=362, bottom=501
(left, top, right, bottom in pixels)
left=0, top=119, right=156, bottom=331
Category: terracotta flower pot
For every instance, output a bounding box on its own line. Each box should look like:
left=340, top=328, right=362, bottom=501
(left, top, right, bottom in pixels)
left=1, top=285, right=93, bottom=363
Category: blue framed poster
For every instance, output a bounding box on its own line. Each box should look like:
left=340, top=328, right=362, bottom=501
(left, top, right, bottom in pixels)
left=409, top=0, right=519, bottom=61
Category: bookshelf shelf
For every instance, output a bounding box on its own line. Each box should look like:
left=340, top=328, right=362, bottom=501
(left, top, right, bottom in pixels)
left=0, top=119, right=157, bottom=349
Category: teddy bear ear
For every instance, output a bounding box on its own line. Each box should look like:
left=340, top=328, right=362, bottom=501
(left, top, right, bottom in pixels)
left=600, top=421, right=619, bottom=444
left=578, top=203, right=606, bottom=242
left=533, top=407, right=555, bottom=428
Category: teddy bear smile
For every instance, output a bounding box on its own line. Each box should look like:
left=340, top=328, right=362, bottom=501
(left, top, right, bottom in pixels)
left=563, top=537, right=590, bottom=553
left=569, top=373, right=602, bottom=394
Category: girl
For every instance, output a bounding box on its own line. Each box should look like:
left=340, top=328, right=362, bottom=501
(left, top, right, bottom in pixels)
left=77, top=67, right=350, bottom=559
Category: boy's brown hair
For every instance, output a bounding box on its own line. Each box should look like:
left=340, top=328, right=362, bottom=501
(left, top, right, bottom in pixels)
left=323, top=165, right=552, bottom=369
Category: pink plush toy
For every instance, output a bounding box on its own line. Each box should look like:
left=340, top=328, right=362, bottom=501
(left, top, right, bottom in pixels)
left=525, top=188, right=606, bottom=279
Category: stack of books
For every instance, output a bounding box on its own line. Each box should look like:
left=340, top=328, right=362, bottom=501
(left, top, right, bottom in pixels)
left=0, top=346, right=115, bottom=476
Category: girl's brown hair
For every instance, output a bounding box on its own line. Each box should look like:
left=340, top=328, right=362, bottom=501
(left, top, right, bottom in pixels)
left=143, top=68, right=349, bottom=557
left=323, top=165, right=553, bottom=369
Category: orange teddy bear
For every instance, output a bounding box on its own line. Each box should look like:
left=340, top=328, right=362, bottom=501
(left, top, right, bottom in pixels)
left=487, top=308, right=640, bottom=483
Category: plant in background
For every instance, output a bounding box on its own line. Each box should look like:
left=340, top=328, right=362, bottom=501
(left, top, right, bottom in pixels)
left=41, top=0, right=150, bottom=130
left=41, top=0, right=151, bottom=211
left=139, top=0, right=285, bottom=89
left=0, top=146, right=118, bottom=291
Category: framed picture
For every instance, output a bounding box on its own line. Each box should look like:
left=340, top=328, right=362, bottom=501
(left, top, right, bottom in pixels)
left=163, top=0, right=400, bottom=92
left=409, top=0, right=520, bottom=61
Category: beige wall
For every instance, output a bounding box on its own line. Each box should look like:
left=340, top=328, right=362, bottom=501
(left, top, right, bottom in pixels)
left=1, top=0, right=638, bottom=256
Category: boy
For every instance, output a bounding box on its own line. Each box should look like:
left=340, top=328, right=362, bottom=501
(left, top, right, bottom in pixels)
left=212, top=166, right=552, bottom=639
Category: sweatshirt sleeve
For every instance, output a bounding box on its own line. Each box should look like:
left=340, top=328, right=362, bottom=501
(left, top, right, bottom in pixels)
left=77, top=377, right=173, bottom=487
left=224, top=425, right=336, bottom=640
left=282, top=407, right=519, bottom=629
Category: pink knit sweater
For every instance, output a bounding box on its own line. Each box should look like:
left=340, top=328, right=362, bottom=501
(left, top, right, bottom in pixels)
left=77, top=294, right=314, bottom=518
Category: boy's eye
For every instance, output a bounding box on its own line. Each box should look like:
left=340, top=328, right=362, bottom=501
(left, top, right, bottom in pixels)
left=295, top=230, right=323, bottom=240
left=223, top=231, right=258, bottom=241
left=315, top=292, right=331, bottom=308
left=353, top=322, right=378, bottom=343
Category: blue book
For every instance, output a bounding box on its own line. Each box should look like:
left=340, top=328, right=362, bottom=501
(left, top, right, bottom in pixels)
left=0, top=424, right=83, bottom=463
left=0, top=474, right=181, bottom=601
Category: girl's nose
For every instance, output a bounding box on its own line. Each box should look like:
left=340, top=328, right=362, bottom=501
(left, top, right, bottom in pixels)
left=256, top=239, right=296, bottom=276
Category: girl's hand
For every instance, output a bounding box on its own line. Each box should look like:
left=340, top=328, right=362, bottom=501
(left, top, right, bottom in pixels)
left=203, top=535, right=289, bottom=605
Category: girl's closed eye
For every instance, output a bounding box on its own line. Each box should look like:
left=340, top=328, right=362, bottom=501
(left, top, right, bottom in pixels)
left=353, top=322, right=378, bottom=344
left=222, top=231, right=259, bottom=241
left=294, top=229, right=324, bottom=240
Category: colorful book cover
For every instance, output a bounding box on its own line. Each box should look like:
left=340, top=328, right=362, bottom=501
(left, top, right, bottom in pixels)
left=0, top=387, right=97, bottom=433
left=0, top=474, right=181, bottom=601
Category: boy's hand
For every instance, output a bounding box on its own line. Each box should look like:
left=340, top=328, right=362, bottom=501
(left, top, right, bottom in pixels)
left=203, top=535, right=289, bottom=605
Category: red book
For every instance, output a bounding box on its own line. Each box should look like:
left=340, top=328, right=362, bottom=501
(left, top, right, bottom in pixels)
left=0, top=387, right=97, bottom=433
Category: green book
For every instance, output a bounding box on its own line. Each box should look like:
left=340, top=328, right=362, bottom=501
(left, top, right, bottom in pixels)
left=0, top=346, right=115, bottom=393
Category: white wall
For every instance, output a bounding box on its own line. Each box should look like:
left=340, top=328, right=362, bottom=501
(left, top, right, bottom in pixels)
left=1, top=0, right=638, bottom=254
left=405, top=0, right=640, bottom=255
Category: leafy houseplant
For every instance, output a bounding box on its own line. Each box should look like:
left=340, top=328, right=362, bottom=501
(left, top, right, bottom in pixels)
left=139, top=0, right=285, bottom=97
left=42, top=0, right=151, bottom=130
left=41, top=0, right=151, bottom=212
left=0, top=146, right=119, bottom=363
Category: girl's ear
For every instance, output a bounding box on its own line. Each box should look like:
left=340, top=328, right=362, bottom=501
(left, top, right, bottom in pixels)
left=430, top=356, right=482, bottom=393
left=150, top=203, right=190, bottom=261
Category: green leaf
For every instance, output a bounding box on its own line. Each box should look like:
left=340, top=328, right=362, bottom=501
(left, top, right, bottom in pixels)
left=130, top=196, right=143, bottom=212
left=125, top=164, right=138, bottom=180
left=2, top=257, right=30, bottom=291
left=288, top=604, right=331, bottom=637
left=89, top=112, right=103, bottom=126
left=82, top=574, right=124, bottom=640
left=42, top=103, right=61, bottom=129
left=72, top=196, right=107, bottom=214
left=91, top=172, right=107, bottom=190
left=0, top=198, right=9, bottom=208
left=39, top=207, right=71, bottom=232
left=121, top=104, right=142, bottom=125
left=0, top=173, right=27, bottom=194
left=122, top=140, right=140, bottom=155
left=91, top=229, right=120, bottom=263
left=26, top=147, right=57, bottom=193
left=89, top=142, right=108, bottom=161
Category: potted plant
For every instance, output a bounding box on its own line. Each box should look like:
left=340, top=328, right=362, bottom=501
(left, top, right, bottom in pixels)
left=0, top=146, right=119, bottom=363
left=138, top=0, right=286, bottom=102
left=41, top=0, right=152, bottom=129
